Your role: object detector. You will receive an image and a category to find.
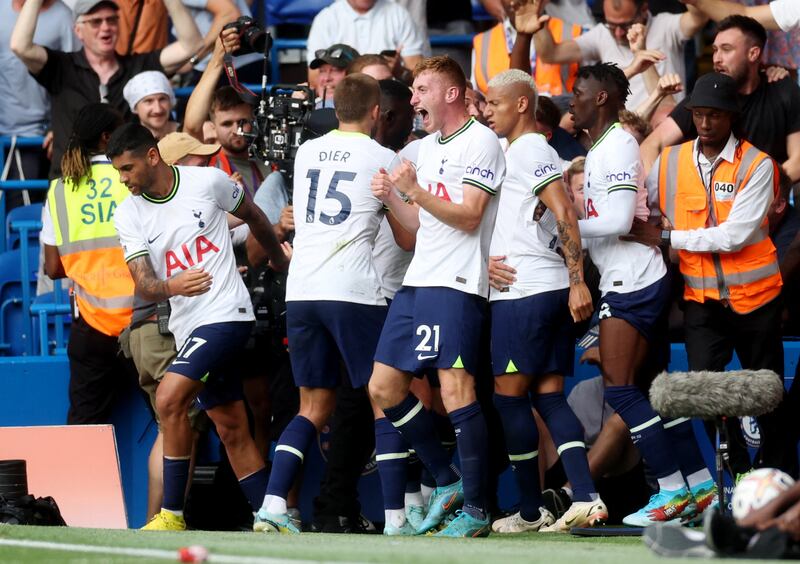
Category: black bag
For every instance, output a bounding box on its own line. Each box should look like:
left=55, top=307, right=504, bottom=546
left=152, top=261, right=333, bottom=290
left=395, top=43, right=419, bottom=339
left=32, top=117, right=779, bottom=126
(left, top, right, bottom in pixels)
left=0, top=494, right=67, bottom=526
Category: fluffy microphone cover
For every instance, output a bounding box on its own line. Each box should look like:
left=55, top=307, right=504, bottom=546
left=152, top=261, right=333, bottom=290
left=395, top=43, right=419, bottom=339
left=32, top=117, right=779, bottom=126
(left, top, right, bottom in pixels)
left=649, top=370, right=784, bottom=419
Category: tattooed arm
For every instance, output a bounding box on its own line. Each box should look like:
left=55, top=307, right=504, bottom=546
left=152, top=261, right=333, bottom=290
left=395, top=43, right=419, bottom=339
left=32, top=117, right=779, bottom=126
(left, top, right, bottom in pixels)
left=127, top=255, right=213, bottom=302
left=538, top=180, right=594, bottom=322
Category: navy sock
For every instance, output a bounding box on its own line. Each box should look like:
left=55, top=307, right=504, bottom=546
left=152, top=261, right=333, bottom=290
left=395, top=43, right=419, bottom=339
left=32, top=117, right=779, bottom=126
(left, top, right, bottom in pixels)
left=534, top=392, right=596, bottom=502
left=375, top=417, right=409, bottom=510
left=383, top=394, right=459, bottom=487
left=663, top=417, right=709, bottom=477
left=162, top=457, right=190, bottom=512
left=406, top=451, right=422, bottom=493
left=421, top=466, right=436, bottom=488
left=433, top=411, right=457, bottom=453
left=494, top=393, right=542, bottom=521
left=449, top=401, right=488, bottom=519
left=238, top=466, right=269, bottom=511
left=266, top=415, right=316, bottom=497
left=604, top=385, right=680, bottom=479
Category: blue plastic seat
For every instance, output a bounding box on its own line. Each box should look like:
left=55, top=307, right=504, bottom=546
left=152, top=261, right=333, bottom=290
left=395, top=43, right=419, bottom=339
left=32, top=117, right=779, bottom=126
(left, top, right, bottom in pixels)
left=6, top=203, right=43, bottom=250
left=0, top=246, right=39, bottom=355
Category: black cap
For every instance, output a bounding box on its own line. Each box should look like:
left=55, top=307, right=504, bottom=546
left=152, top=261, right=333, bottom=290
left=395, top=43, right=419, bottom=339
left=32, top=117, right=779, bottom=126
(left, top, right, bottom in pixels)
left=685, top=72, right=740, bottom=114
left=309, top=44, right=360, bottom=70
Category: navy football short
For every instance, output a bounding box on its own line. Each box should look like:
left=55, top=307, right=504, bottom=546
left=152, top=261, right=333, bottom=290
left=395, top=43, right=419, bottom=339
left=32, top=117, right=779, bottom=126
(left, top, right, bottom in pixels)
left=374, top=286, right=486, bottom=376
left=286, top=301, right=388, bottom=389
left=597, top=274, right=670, bottom=341
left=491, top=288, right=574, bottom=378
left=168, top=321, right=253, bottom=411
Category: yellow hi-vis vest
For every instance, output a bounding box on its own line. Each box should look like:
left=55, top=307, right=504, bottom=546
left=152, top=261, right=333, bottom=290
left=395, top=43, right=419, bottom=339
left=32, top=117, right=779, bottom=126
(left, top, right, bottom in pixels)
left=47, top=160, right=134, bottom=336
left=657, top=140, right=782, bottom=314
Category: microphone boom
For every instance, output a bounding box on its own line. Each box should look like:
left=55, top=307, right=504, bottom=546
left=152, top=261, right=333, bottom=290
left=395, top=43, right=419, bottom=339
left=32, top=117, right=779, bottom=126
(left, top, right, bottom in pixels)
left=649, top=369, right=783, bottom=419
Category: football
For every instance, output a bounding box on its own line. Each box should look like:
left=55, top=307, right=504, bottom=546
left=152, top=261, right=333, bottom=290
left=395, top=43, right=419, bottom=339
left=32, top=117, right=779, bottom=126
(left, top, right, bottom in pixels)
left=731, top=468, right=795, bottom=522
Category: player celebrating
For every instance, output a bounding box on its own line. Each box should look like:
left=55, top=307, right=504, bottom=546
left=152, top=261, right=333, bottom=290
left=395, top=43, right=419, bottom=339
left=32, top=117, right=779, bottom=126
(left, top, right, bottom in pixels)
left=482, top=69, right=607, bottom=534
left=253, top=74, right=397, bottom=534
left=370, top=55, right=506, bottom=538
left=109, top=124, right=287, bottom=531
left=569, top=63, right=710, bottom=527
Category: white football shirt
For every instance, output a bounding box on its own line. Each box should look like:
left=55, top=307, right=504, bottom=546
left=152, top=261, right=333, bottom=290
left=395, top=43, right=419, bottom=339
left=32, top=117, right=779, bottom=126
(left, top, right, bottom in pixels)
left=402, top=118, right=506, bottom=296
left=114, top=166, right=254, bottom=349
left=372, top=139, right=421, bottom=300
left=287, top=130, right=396, bottom=305
left=581, top=123, right=665, bottom=295
left=489, top=133, right=569, bottom=301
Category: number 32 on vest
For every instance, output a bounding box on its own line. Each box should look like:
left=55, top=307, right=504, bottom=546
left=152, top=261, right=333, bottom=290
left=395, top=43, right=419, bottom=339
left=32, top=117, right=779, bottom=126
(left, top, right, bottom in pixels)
left=81, top=177, right=117, bottom=224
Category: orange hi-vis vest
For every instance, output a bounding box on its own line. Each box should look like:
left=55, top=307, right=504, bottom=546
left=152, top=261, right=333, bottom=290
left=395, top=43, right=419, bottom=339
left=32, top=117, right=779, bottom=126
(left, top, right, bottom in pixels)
left=657, top=139, right=782, bottom=314
left=47, top=161, right=134, bottom=336
left=472, top=19, right=582, bottom=96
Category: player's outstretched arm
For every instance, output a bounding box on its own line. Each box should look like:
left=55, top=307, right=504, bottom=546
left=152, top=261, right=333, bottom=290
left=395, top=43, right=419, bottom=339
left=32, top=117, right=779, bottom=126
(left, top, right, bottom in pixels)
left=128, top=255, right=212, bottom=301
left=539, top=180, right=593, bottom=322
left=233, top=193, right=290, bottom=272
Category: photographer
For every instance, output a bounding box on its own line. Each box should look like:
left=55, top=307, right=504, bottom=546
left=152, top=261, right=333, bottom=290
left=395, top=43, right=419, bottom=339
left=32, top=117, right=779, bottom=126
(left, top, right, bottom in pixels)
left=183, top=28, right=268, bottom=197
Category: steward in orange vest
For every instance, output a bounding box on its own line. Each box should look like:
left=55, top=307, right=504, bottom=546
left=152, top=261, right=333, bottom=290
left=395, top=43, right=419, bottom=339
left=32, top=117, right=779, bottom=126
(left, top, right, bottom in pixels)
left=472, top=17, right=582, bottom=97
left=632, top=73, right=793, bottom=476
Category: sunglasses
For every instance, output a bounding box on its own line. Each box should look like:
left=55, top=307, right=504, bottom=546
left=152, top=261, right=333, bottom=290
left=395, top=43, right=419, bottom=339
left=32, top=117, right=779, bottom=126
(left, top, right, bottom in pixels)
left=603, top=12, right=644, bottom=33
left=78, top=15, right=120, bottom=28
left=314, top=48, right=353, bottom=62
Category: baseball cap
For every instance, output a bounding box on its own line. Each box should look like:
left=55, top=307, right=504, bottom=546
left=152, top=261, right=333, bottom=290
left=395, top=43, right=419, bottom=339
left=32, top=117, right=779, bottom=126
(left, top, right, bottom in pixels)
left=158, top=133, right=220, bottom=165
left=685, top=72, right=740, bottom=114
left=73, top=0, right=119, bottom=21
left=309, top=44, right=360, bottom=70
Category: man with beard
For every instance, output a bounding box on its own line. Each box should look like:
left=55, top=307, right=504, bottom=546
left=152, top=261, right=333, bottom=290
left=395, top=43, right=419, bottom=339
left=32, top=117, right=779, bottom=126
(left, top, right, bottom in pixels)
left=184, top=30, right=269, bottom=197
left=641, top=15, right=800, bottom=181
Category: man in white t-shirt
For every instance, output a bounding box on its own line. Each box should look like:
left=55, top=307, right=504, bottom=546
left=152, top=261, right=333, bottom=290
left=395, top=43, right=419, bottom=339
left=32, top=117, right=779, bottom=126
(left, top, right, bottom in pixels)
left=369, top=56, right=506, bottom=538
left=306, top=0, right=427, bottom=88
left=569, top=62, right=711, bottom=527
left=525, top=0, right=707, bottom=108
left=109, top=123, right=288, bottom=531
left=480, top=68, right=607, bottom=535
left=253, top=74, right=398, bottom=534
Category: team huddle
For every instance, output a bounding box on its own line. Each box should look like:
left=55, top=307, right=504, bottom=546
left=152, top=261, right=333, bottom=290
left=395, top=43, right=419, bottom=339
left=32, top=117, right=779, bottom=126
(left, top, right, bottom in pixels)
left=108, top=55, right=719, bottom=538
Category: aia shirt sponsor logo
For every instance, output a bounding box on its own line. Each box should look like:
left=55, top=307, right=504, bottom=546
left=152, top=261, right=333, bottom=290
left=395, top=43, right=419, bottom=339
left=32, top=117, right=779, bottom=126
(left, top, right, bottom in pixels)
left=426, top=182, right=451, bottom=201
left=165, top=236, right=220, bottom=277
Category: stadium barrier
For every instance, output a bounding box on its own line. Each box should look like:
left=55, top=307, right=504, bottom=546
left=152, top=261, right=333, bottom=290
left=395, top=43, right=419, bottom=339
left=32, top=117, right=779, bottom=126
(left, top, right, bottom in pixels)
left=0, top=345, right=797, bottom=528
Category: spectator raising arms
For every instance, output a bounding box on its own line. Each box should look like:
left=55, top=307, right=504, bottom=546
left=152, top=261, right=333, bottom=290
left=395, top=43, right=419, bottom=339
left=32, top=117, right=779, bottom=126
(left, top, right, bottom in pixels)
left=518, top=0, right=707, bottom=109
left=10, top=0, right=202, bottom=178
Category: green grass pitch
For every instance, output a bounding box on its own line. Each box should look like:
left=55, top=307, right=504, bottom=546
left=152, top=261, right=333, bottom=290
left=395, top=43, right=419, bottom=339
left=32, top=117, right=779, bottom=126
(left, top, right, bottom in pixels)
left=0, top=524, right=781, bottom=564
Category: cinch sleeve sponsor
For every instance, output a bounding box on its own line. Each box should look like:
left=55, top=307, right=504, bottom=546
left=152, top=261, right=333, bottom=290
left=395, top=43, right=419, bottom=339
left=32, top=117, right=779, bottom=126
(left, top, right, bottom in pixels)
left=529, top=148, right=563, bottom=195
left=210, top=168, right=246, bottom=213
left=461, top=136, right=506, bottom=195
left=604, top=137, right=642, bottom=193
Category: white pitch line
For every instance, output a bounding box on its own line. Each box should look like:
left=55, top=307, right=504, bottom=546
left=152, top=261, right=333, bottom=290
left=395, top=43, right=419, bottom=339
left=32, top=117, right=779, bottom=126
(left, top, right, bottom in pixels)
left=0, top=538, right=366, bottom=564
